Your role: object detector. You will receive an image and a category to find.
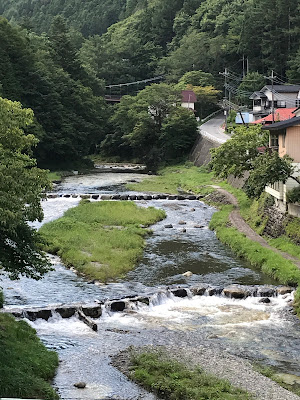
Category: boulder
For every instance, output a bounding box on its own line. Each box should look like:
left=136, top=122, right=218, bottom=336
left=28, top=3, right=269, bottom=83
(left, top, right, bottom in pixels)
left=91, top=194, right=99, bottom=200
left=259, top=297, right=271, bottom=304
left=55, top=306, right=76, bottom=318
left=136, top=195, right=144, bottom=200
left=178, top=220, right=186, bottom=225
left=168, top=195, right=177, bottom=200
left=74, top=382, right=86, bottom=389
left=181, top=228, right=187, bottom=233
left=177, top=195, right=186, bottom=200
left=101, top=195, right=112, bottom=200
left=110, top=301, right=126, bottom=312
left=277, top=286, right=294, bottom=295
left=257, top=286, right=276, bottom=297
left=112, top=194, right=121, bottom=200
left=26, top=309, right=52, bottom=321
left=194, top=224, right=204, bottom=228
left=188, top=195, right=196, bottom=200
left=207, top=286, right=223, bottom=296
left=129, top=195, right=137, bottom=200
left=164, top=224, right=173, bottom=229
left=134, top=297, right=150, bottom=306
left=63, top=194, right=71, bottom=198
left=144, top=195, right=153, bottom=200
left=182, top=271, right=193, bottom=277
left=120, top=195, right=129, bottom=200
left=80, top=194, right=90, bottom=199
left=82, top=305, right=102, bottom=318
left=190, top=285, right=208, bottom=296
left=223, top=286, right=249, bottom=299
left=171, top=288, right=188, bottom=298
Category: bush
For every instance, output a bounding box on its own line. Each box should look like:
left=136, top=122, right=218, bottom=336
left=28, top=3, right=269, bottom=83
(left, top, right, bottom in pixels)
left=285, top=217, right=300, bottom=244
left=286, top=186, right=300, bottom=204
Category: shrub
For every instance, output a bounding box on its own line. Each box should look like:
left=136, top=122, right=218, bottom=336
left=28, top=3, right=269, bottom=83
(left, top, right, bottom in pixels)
left=286, top=186, right=300, bottom=204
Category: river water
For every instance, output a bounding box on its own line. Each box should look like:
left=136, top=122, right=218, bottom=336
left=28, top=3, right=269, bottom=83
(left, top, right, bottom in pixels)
left=2, top=171, right=300, bottom=399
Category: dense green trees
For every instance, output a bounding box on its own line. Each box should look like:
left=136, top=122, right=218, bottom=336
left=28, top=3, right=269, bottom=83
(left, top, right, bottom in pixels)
left=0, top=17, right=108, bottom=168
left=0, top=97, right=50, bottom=279
left=102, top=84, right=198, bottom=170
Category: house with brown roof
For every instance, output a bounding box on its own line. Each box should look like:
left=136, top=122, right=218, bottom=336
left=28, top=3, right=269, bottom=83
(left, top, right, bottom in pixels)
left=262, top=116, right=300, bottom=215
left=181, top=90, right=197, bottom=111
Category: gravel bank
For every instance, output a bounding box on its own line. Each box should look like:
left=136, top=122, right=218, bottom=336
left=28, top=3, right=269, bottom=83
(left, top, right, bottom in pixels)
left=111, top=345, right=300, bottom=400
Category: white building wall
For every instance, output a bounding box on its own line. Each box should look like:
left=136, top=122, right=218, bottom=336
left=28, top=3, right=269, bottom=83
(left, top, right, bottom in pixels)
left=181, top=102, right=195, bottom=110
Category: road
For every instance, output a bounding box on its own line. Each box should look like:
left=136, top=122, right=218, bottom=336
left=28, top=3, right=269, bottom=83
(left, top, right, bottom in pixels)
left=198, top=113, right=231, bottom=144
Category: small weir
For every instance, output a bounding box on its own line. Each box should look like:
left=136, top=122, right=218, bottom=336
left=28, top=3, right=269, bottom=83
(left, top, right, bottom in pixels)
left=1, top=171, right=300, bottom=399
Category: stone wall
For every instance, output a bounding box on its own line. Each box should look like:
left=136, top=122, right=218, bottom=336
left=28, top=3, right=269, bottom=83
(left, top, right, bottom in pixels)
left=189, top=134, right=219, bottom=166
left=262, top=205, right=287, bottom=238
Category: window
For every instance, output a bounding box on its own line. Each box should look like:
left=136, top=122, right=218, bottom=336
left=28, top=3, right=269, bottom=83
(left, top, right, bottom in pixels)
left=270, top=134, right=279, bottom=148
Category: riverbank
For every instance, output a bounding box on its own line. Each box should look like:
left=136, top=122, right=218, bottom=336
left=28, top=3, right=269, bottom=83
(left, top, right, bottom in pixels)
left=40, top=200, right=165, bottom=282
left=0, top=313, right=59, bottom=399
left=112, top=345, right=300, bottom=400
left=127, top=163, right=300, bottom=316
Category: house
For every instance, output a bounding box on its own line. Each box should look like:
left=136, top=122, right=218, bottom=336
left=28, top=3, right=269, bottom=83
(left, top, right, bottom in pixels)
left=249, top=85, right=300, bottom=120
left=181, top=90, right=197, bottom=111
left=262, top=117, right=300, bottom=215
left=252, top=107, right=297, bottom=125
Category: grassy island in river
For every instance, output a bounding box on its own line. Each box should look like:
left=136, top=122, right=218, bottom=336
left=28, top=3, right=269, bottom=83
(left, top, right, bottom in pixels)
left=40, top=200, right=165, bottom=282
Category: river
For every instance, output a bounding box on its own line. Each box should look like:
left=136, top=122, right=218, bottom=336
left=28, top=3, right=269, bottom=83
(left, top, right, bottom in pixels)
left=2, top=171, right=300, bottom=399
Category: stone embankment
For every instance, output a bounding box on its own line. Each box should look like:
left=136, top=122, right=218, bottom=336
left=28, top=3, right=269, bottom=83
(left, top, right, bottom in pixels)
left=3, top=284, right=294, bottom=329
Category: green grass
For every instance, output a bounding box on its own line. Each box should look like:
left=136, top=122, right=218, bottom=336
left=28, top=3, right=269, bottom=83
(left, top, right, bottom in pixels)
left=127, top=163, right=215, bottom=195
left=0, top=314, right=59, bottom=399
left=47, top=171, right=62, bottom=181
left=253, top=363, right=300, bottom=397
left=269, top=236, right=300, bottom=260
left=40, top=200, right=165, bottom=282
left=130, top=352, right=253, bottom=400
left=209, top=207, right=300, bottom=287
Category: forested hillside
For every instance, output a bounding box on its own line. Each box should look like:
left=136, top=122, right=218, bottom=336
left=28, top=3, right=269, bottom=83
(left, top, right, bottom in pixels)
left=0, top=0, right=299, bottom=168
left=2, top=0, right=300, bottom=83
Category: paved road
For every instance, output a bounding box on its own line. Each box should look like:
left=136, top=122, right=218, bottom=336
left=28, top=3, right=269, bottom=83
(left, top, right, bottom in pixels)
left=198, top=113, right=231, bottom=144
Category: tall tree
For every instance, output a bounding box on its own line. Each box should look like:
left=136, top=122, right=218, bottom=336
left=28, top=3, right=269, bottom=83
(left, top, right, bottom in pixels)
left=0, top=97, right=51, bottom=279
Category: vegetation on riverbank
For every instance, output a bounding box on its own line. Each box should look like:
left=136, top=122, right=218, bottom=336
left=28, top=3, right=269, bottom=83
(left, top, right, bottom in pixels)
left=209, top=207, right=300, bottom=286
left=127, top=163, right=215, bottom=194
left=40, top=201, right=165, bottom=282
left=0, top=314, right=59, bottom=399
left=253, top=364, right=300, bottom=397
left=130, top=352, right=252, bottom=400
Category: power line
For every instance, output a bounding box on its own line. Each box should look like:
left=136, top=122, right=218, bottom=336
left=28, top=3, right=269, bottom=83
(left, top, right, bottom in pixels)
left=105, top=75, right=164, bottom=88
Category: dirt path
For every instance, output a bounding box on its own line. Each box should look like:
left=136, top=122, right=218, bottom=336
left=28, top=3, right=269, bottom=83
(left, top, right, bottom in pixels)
left=214, top=187, right=300, bottom=269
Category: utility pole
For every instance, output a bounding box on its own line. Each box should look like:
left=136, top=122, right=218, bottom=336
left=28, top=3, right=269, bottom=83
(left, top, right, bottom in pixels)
left=264, top=70, right=276, bottom=123
left=219, top=68, right=229, bottom=130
